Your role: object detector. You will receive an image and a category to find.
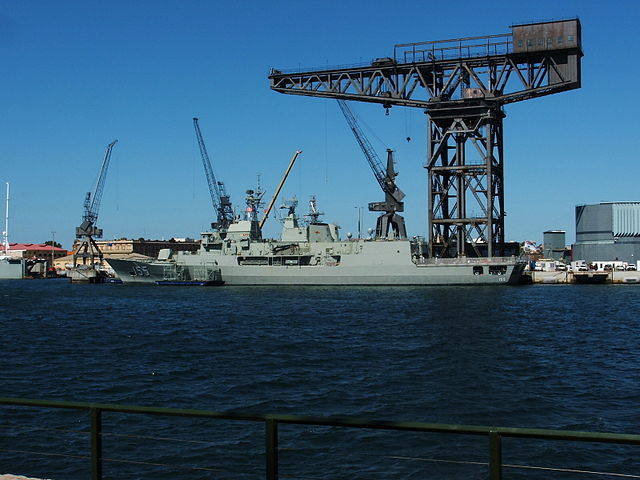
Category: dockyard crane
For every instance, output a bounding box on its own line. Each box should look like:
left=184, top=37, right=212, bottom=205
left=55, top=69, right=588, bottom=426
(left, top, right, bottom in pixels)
left=71, top=140, right=117, bottom=280
left=269, top=19, right=583, bottom=258
left=193, top=117, right=233, bottom=231
left=337, top=99, right=406, bottom=239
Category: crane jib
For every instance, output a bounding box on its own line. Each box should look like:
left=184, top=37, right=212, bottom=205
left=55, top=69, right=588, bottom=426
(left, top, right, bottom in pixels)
left=337, top=100, right=404, bottom=200
left=193, top=117, right=233, bottom=230
left=84, top=140, right=117, bottom=223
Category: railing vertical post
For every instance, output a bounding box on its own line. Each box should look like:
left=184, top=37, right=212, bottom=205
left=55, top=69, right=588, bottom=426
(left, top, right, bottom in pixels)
left=90, top=407, right=102, bottom=480
left=489, top=430, right=502, bottom=480
left=265, top=417, right=278, bottom=480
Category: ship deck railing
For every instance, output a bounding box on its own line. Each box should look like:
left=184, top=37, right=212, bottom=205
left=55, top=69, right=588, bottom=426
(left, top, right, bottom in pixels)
left=1, top=397, right=639, bottom=480
left=417, top=255, right=520, bottom=266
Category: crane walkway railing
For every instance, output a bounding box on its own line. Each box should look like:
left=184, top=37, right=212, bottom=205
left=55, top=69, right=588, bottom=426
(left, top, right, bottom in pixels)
left=394, top=33, right=513, bottom=64
left=271, top=33, right=514, bottom=76
left=1, top=397, right=639, bottom=480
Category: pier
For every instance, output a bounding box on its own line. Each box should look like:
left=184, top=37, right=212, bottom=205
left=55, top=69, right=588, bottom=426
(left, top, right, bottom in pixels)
left=524, top=270, right=640, bottom=284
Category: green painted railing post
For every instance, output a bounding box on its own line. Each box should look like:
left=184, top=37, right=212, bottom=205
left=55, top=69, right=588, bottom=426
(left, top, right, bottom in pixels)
left=90, top=407, right=102, bottom=480
left=489, top=430, right=502, bottom=480
left=265, top=416, right=278, bottom=480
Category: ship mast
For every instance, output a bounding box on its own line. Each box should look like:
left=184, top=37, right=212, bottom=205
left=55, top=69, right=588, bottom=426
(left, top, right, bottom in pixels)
left=3, top=182, right=9, bottom=254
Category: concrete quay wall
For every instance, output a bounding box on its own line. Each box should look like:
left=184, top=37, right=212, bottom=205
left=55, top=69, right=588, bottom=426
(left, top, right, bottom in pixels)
left=526, top=271, right=640, bottom=284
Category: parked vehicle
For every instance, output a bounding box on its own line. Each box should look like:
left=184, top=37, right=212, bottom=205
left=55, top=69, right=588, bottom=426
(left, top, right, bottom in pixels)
left=571, top=260, right=588, bottom=272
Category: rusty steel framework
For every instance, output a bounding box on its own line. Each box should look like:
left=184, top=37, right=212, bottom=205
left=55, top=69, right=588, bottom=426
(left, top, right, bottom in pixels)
left=269, top=20, right=582, bottom=257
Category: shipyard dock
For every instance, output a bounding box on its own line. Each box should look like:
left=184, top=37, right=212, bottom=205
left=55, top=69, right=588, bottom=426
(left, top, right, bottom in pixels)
left=524, top=270, right=640, bottom=284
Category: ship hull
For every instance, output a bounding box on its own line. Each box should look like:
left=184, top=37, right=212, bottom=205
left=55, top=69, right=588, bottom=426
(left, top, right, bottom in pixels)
left=0, top=258, right=24, bottom=279
left=107, top=240, right=524, bottom=286
left=197, top=264, right=522, bottom=285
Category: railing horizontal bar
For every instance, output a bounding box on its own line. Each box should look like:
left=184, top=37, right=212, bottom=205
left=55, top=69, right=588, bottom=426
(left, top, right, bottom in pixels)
left=395, top=33, right=511, bottom=48
left=2, top=397, right=639, bottom=445
left=269, top=415, right=490, bottom=434
left=491, top=427, right=640, bottom=445
left=0, top=397, right=263, bottom=422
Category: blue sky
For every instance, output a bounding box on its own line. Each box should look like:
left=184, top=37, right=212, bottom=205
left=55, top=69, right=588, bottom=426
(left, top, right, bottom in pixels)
left=1, top=0, right=637, bottom=249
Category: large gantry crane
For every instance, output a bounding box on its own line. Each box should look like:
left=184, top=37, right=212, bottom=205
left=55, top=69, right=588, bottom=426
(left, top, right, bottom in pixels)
left=193, top=117, right=234, bottom=232
left=71, top=140, right=117, bottom=282
left=270, top=20, right=582, bottom=258
left=337, top=99, right=406, bottom=239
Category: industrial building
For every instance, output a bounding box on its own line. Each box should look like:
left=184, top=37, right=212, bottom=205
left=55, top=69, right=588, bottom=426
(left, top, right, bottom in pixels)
left=573, top=202, right=640, bottom=264
left=1, top=243, right=67, bottom=277
left=56, top=238, right=201, bottom=277
left=74, top=238, right=200, bottom=259
left=543, top=230, right=567, bottom=261
left=2, top=243, right=67, bottom=260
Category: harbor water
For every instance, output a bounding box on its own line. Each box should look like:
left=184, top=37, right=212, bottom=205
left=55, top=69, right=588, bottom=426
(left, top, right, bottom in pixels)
left=0, top=280, right=638, bottom=479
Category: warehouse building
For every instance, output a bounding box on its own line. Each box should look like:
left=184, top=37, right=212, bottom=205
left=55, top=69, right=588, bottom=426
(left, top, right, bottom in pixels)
left=70, top=237, right=200, bottom=259
left=573, top=202, right=640, bottom=264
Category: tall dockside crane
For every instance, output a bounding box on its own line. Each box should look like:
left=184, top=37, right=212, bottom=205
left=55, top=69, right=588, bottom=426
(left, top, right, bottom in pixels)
left=193, top=117, right=233, bottom=232
left=337, top=99, right=406, bottom=239
left=71, top=140, right=117, bottom=281
left=270, top=20, right=583, bottom=258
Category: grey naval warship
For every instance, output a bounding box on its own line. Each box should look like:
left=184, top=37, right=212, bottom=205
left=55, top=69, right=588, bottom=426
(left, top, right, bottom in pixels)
left=107, top=192, right=524, bottom=286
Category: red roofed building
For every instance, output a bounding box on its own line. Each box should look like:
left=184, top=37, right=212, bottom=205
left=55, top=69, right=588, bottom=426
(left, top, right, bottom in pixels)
left=0, top=243, right=68, bottom=277
left=3, top=243, right=68, bottom=261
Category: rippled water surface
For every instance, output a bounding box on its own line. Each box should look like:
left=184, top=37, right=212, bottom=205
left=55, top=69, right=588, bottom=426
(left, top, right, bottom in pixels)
left=0, top=280, right=638, bottom=479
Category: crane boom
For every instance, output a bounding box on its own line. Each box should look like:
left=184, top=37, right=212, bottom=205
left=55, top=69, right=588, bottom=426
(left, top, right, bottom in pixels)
left=84, top=140, right=117, bottom=225
left=259, top=150, right=302, bottom=230
left=193, top=117, right=233, bottom=230
left=337, top=100, right=406, bottom=239
left=337, top=100, right=387, bottom=193
left=337, top=100, right=405, bottom=204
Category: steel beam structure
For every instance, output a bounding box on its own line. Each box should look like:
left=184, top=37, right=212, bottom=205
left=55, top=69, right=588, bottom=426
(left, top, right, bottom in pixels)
left=427, top=105, right=505, bottom=257
left=269, top=20, right=582, bottom=257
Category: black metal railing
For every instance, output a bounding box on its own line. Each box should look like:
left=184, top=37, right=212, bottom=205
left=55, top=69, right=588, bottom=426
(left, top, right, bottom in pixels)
left=1, top=397, right=639, bottom=479
left=394, top=33, right=513, bottom=64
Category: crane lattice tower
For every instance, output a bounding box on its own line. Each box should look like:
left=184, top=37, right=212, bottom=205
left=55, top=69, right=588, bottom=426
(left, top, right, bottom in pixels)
left=269, top=19, right=582, bottom=258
